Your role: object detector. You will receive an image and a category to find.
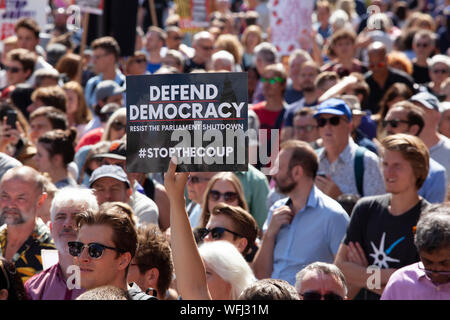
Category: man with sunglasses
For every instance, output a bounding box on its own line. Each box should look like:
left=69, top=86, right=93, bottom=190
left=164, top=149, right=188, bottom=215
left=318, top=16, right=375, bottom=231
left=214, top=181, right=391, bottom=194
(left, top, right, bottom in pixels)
left=1, top=48, right=36, bottom=100
left=383, top=101, right=447, bottom=203
left=381, top=203, right=450, bottom=300
left=295, top=262, right=347, bottom=300
left=183, top=31, right=215, bottom=73
left=411, top=30, right=437, bottom=85
left=364, top=41, right=416, bottom=114
left=68, top=203, right=156, bottom=299
left=253, top=140, right=349, bottom=285
left=314, top=98, right=385, bottom=200
left=25, top=187, right=98, bottom=300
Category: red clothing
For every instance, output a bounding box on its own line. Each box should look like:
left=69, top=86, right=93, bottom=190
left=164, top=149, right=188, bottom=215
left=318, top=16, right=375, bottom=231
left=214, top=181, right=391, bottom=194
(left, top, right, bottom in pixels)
left=75, top=127, right=104, bottom=152
left=250, top=101, right=285, bottom=131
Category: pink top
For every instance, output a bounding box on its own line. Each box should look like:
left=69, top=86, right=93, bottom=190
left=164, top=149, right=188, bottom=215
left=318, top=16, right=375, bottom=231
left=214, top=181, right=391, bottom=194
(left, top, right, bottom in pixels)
left=381, top=262, right=450, bottom=300
left=24, top=264, right=85, bottom=300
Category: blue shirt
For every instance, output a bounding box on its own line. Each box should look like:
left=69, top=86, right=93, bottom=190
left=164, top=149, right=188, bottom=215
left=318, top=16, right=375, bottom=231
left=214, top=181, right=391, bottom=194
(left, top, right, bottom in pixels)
left=84, top=69, right=126, bottom=108
left=263, top=186, right=349, bottom=285
left=418, top=158, right=447, bottom=203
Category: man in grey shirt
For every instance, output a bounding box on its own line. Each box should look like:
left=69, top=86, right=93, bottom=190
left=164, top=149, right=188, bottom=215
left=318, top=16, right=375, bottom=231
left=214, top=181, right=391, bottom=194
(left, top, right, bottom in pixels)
left=0, top=152, right=22, bottom=181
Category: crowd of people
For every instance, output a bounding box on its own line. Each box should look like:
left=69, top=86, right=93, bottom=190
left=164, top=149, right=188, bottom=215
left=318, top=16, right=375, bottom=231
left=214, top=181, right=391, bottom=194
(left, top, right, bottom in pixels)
left=0, top=0, right=449, bottom=301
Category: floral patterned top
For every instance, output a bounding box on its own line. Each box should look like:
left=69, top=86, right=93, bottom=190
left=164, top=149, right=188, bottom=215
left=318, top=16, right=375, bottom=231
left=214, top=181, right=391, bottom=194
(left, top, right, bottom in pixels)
left=0, top=218, right=56, bottom=283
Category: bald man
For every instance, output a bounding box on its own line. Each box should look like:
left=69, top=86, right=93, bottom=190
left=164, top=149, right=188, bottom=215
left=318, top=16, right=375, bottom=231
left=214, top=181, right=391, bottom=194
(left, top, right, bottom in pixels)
left=364, top=41, right=416, bottom=114
left=0, top=166, right=56, bottom=282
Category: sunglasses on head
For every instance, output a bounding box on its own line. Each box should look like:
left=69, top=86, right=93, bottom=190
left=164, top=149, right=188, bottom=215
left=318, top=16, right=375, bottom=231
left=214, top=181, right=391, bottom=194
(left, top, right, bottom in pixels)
left=382, top=119, right=410, bottom=128
left=188, top=176, right=210, bottom=184
left=260, top=77, right=284, bottom=84
left=4, top=66, right=22, bottom=73
left=197, top=227, right=243, bottom=241
left=316, top=116, right=345, bottom=127
left=68, top=241, right=122, bottom=259
left=301, top=291, right=343, bottom=300
left=209, top=190, right=238, bottom=202
left=111, top=120, right=126, bottom=131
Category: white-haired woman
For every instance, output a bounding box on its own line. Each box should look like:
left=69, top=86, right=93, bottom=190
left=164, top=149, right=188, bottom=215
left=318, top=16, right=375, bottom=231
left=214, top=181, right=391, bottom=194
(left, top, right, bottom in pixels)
left=199, top=241, right=256, bottom=300
left=163, top=158, right=256, bottom=300
left=426, top=54, right=450, bottom=99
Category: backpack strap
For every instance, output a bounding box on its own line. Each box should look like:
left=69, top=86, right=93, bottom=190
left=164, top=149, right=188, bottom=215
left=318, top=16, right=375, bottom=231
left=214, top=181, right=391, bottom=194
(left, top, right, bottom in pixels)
left=354, top=146, right=366, bottom=197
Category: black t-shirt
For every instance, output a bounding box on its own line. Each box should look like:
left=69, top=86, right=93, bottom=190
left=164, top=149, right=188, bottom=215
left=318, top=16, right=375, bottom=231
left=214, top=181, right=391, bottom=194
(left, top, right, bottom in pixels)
left=364, top=68, right=416, bottom=114
left=183, top=58, right=206, bottom=73
left=344, top=194, right=428, bottom=269
left=412, top=64, right=431, bottom=85
left=344, top=195, right=429, bottom=300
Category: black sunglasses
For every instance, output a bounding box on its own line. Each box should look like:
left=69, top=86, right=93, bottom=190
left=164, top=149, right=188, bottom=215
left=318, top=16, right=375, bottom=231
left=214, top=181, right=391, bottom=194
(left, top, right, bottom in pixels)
left=197, top=227, right=243, bottom=241
left=111, top=120, right=126, bottom=131
left=4, top=66, right=22, bottom=73
left=382, top=119, right=410, bottom=128
left=68, top=241, right=122, bottom=259
left=301, top=291, right=343, bottom=300
left=209, top=190, right=238, bottom=202
left=316, top=116, right=345, bottom=127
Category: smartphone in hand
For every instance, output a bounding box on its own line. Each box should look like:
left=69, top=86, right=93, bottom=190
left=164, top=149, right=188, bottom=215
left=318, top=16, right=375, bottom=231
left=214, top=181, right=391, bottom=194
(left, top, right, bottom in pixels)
left=6, top=110, right=17, bottom=129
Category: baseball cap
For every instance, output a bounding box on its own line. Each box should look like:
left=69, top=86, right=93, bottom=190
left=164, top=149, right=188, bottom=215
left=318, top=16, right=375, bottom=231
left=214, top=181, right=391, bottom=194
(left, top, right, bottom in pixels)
left=410, top=92, right=440, bottom=111
left=95, top=80, right=125, bottom=102
left=95, top=140, right=126, bottom=160
left=89, top=165, right=130, bottom=188
left=313, top=98, right=352, bottom=121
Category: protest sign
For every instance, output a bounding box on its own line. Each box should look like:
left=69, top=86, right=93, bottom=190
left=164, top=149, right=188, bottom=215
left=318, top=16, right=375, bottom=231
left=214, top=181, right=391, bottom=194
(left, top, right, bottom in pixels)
left=269, top=0, right=315, bottom=55
left=174, top=0, right=211, bottom=33
left=126, top=72, right=248, bottom=173
left=0, top=0, right=47, bottom=41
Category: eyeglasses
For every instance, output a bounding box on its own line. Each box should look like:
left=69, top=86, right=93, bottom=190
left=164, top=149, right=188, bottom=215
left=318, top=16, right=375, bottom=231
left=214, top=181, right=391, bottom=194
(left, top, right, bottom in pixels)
left=416, top=43, right=430, bottom=48
left=294, top=124, right=317, bottom=132
left=431, top=69, right=449, bottom=74
left=316, top=116, right=346, bottom=127
left=0, top=260, right=10, bottom=291
left=197, top=227, right=243, bottom=241
left=111, top=121, right=126, bottom=131
left=68, top=241, right=122, bottom=259
left=260, top=77, right=284, bottom=84
left=369, top=61, right=386, bottom=68
left=382, top=119, right=410, bottom=128
left=418, top=262, right=450, bottom=276
left=209, top=190, right=238, bottom=202
left=300, top=291, right=343, bottom=300
left=188, top=176, right=210, bottom=184
left=4, top=66, right=22, bottom=73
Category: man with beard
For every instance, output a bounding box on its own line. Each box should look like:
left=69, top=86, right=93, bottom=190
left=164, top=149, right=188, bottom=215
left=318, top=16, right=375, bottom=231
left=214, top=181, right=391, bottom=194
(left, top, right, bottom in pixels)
left=24, top=187, right=99, bottom=300
left=280, top=61, right=320, bottom=141
left=0, top=166, right=56, bottom=282
left=253, top=140, right=349, bottom=285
